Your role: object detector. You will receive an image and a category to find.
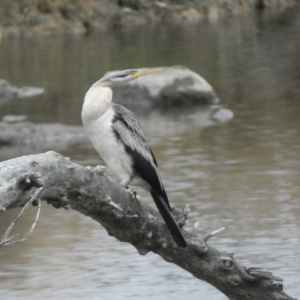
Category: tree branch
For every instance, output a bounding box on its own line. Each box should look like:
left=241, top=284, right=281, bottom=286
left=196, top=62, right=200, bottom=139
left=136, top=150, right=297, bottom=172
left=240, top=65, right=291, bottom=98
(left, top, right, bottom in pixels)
left=0, top=187, right=42, bottom=246
left=0, top=151, right=296, bottom=300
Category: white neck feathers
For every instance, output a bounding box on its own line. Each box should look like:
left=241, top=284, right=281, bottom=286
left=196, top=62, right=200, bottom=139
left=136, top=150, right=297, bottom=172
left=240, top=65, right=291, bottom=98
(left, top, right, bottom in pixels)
left=81, top=86, right=113, bottom=127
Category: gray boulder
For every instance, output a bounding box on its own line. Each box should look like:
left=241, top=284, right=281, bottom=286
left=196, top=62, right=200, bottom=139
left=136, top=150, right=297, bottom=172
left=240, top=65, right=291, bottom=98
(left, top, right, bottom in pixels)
left=0, top=117, right=87, bottom=147
left=110, top=66, right=220, bottom=108
left=0, top=79, right=44, bottom=104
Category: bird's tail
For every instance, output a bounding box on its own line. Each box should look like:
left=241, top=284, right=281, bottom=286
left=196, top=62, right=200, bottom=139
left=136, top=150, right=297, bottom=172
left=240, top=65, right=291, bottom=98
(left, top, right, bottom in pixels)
left=150, top=190, right=187, bottom=248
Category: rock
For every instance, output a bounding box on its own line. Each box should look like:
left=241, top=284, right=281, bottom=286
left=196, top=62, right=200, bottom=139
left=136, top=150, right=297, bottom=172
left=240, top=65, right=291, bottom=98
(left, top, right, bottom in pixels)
left=1, top=0, right=295, bottom=36
left=109, top=66, right=220, bottom=108
left=212, top=108, right=234, bottom=123
left=3, top=115, right=28, bottom=123
left=179, top=105, right=233, bottom=128
left=0, top=79, right=44, bottom=104
left=0, top=79, right=18, bottom=100
left=16, top=86, right=44, bottom=98
left=0, top=120, right=87, bottom=146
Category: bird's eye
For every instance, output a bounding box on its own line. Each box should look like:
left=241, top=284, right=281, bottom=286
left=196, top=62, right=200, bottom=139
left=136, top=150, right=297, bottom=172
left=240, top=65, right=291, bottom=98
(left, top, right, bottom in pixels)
left=118, top=74, right=128, bottom=78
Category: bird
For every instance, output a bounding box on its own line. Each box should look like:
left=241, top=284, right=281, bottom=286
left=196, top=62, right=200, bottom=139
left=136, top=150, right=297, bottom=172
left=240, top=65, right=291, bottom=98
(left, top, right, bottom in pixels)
left=81, top=68, right=187, bottom=248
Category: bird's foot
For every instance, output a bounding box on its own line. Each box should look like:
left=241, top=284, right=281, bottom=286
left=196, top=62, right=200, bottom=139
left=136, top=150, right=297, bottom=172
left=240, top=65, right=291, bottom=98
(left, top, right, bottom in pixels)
left=120, top=180, right=129, bottom=189
left=119, top=180, right=138, bottom=198
left=124, top=187, right=140, bottom=200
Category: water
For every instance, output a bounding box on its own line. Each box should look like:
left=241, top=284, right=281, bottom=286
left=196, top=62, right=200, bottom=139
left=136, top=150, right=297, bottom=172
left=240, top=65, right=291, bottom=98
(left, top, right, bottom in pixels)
left=0, top=8, right=300, bottom=300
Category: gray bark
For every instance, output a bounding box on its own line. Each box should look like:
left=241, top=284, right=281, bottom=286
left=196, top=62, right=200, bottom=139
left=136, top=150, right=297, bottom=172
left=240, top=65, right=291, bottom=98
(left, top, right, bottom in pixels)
left=0, top=152, right=296, bottom=300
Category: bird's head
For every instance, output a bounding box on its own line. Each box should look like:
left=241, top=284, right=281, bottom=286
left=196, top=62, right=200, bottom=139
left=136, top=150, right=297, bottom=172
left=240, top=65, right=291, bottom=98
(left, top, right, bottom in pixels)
left=94, top=68, right=160, bottom=88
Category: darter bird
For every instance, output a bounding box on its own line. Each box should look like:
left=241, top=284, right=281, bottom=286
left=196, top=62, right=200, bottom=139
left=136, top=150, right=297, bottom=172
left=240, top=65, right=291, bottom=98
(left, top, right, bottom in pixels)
left=81, top=69, right=187, bottom=248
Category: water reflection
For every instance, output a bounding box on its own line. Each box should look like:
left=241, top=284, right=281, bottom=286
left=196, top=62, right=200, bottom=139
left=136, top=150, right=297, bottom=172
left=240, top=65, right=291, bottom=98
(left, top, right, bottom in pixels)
left=1, top=8, right=300, bottom=300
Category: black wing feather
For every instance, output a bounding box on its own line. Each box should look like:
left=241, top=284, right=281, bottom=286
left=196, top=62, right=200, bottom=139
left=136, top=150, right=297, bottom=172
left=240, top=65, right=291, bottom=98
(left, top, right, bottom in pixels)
left=112, top=104, right=187, bottom=247
left=112, top=103, right=157, bottom=166
left=151, top=190, right=187, bottom=248
left=112, top=104, right=169, bottom=207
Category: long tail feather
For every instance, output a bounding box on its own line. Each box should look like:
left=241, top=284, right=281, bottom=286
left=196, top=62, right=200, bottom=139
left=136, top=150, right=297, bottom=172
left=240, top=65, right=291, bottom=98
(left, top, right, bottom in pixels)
left=150, top=190, right=187, bottom=248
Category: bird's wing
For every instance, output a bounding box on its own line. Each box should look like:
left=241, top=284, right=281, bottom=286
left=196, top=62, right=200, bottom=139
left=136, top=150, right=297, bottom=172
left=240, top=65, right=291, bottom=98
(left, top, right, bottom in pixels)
left=112, top=104, right=167, bottom=192
left=113, top=104, right=172, bottom=211
left=112, top=104, right=183, bottom=245
left=112, top=103, right=157, bottom=166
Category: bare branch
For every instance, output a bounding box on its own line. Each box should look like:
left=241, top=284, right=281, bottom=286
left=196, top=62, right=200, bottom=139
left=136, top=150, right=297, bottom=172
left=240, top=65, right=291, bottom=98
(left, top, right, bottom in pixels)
left=0, top=187, right=42, bottom=247
left=0, top=152, right=296, bottom=300
left=203, top=227, right=225, bottom=243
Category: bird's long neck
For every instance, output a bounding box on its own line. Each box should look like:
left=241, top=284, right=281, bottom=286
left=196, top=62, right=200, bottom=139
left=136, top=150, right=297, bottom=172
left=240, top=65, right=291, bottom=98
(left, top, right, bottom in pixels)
left=81, top=86, right=113, bottom=127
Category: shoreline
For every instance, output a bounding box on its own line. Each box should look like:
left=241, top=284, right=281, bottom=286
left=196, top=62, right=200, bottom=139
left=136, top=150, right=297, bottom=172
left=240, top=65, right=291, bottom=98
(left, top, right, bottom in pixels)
left=0, top=0, right=298, bottom=36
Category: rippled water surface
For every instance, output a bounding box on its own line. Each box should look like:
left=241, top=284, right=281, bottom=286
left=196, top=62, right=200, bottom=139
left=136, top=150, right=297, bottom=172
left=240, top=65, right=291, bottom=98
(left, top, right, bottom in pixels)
left=0, top=8, right=300, bottom=300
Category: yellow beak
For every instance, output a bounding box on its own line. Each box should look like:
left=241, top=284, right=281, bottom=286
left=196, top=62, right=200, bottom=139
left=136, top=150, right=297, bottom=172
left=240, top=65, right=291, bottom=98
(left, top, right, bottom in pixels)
left=132, top=68, right=161, bottom=79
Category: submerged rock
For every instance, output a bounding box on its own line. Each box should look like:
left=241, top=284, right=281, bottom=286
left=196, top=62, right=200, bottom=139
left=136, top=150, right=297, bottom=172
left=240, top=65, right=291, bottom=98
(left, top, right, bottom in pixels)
left=212, top=108, right=234, bottom=123
left=0, top=118, right=87, bottom=146
left=110, top=66, right=220, bottom=108
left=2, top=115, right=28, bottom=123
left=0, top=79, right=44, bottom=104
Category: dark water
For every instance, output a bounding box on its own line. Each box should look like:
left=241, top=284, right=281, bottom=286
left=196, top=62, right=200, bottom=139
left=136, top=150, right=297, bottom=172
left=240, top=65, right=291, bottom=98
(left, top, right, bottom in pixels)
left=0, top=8, right=300, bottom=300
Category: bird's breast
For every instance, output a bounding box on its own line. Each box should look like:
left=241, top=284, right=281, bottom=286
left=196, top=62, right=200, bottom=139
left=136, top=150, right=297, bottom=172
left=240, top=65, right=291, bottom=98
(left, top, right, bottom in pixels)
left=85, top=107, right=133, bottom=183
